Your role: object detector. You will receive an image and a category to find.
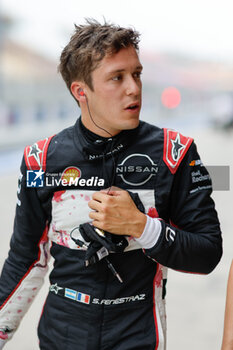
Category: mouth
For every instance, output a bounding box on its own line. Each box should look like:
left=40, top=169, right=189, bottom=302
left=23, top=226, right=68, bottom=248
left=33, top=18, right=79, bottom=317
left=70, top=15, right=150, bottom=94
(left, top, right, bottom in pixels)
left=125, top=102, right=140, bottom=111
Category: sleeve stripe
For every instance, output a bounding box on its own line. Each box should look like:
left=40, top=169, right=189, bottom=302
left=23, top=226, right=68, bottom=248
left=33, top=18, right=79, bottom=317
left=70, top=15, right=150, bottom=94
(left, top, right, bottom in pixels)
left=0, top=225, right=49, bottom=310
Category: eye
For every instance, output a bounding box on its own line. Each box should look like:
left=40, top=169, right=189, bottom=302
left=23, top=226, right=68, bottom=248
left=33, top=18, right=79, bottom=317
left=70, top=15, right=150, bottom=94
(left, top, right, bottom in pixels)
left=134, top=71, right=142, bottom=79
left=112, top=75, right=122, bottom=81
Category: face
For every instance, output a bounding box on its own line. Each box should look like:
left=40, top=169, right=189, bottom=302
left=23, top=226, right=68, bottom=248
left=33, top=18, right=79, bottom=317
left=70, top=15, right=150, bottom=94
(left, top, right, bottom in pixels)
left=84, top=46, right=143, bottom=136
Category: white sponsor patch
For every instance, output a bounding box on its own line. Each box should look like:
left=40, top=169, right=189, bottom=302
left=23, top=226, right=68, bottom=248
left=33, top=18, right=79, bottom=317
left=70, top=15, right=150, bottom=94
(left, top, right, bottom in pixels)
left=191, top=170, right=210, bottom=184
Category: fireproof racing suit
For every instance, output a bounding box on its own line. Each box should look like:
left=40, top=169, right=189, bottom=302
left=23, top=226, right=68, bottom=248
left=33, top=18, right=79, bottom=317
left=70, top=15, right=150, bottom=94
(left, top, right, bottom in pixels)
left=0, top=118, right=222, bottom=349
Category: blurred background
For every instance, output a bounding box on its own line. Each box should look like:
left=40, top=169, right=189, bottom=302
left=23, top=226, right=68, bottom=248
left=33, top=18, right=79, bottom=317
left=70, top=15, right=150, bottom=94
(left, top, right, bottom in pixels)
left=0, top=0, right=232, bottom=349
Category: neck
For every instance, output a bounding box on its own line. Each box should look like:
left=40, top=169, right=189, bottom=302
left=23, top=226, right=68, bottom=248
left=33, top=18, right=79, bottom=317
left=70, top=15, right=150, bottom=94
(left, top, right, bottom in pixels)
left=81, top=107, right=120, bottom=138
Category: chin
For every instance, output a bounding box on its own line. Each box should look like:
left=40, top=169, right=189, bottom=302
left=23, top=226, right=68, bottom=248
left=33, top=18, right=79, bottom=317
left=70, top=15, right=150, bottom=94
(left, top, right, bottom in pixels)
left=121, top=119, right=140, bottom=131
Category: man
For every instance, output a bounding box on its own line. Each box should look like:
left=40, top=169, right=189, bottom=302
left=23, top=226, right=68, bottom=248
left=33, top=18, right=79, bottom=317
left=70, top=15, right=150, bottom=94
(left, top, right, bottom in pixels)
left=0, top=19, right=222, bottom=350
left=221, top=260, right=233, bottom=350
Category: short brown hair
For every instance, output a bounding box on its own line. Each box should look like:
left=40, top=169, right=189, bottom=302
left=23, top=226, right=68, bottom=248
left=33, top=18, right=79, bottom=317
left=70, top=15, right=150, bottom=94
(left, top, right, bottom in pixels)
left=58, top=18, right=140, bottom=93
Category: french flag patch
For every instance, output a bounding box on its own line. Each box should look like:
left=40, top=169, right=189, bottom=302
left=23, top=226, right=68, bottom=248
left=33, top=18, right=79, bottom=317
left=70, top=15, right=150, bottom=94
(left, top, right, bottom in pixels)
left=77, top=292, right=90, bottom=304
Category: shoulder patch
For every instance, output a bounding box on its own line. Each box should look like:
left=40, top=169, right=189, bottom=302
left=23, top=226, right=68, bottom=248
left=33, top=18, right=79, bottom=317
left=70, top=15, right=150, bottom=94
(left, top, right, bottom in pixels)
left=163, top=128, right=193, bottom=174
left=24, top=135, right=54, bottom=171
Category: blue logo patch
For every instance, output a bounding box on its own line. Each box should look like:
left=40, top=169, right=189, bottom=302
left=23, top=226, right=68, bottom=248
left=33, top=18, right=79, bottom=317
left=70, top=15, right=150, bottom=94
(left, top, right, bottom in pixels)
left=26, top=170, right=44, bottom=187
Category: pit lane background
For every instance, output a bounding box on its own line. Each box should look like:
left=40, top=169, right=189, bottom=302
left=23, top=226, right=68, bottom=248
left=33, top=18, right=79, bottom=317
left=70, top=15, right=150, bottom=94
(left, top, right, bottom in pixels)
left=0, top=123, right=232, bottom=350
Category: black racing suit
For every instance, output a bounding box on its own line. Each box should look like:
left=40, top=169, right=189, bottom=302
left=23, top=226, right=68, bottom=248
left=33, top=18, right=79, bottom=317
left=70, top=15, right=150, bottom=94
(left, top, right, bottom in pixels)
left=0, top=118, right=222, bottom=350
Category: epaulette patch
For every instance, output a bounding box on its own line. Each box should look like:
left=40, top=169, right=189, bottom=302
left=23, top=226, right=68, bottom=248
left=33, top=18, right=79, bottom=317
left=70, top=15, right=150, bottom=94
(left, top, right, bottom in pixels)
left=24, top=136, right=54, bottom=171
left=163, top=128, right=193, bottom=174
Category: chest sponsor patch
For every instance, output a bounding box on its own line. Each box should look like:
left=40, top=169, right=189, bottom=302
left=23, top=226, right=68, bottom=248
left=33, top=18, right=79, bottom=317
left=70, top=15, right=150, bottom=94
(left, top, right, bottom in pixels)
left=116, top=153, right=158, bottom=186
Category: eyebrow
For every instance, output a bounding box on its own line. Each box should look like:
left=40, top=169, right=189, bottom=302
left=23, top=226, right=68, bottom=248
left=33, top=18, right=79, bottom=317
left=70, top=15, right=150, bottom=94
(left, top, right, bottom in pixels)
left=107, top=65, right=143, bottom=75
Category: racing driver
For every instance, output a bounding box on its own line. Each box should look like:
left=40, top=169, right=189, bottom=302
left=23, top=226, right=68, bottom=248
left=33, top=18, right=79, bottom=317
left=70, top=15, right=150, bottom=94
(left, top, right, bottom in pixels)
left=0, top=19, right=222, bottom=350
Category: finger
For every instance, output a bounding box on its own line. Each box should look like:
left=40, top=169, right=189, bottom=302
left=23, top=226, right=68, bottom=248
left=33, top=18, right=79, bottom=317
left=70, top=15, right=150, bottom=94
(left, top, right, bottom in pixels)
left=88, top=199, right=102, bottom=211
left=104, top=187, right=126, bottom=197
left=92, top=220, right=105, bottom=230
left=100, top=186, right=122, bottom=194
left=100, top=188, right=110, bottom=194
left=89, top=210, right=102, bottom=221
left=92, top=191, right=109, bottom=202
left=106, top=189, right=123, bottom=196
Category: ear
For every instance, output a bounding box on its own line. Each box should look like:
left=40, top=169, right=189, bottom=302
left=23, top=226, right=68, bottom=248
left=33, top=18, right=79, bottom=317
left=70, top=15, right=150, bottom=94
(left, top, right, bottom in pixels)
left=70, top=81, right=86, bottom=103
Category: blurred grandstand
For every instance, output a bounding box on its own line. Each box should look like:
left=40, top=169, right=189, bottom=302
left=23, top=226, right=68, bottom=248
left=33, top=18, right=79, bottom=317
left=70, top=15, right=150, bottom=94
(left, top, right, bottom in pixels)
left=0, top=12, right=233, bottom=150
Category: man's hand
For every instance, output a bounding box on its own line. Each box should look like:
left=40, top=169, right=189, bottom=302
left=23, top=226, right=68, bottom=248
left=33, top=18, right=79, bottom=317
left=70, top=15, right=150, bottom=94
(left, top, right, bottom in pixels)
left=88, top=187, right=147, bottom=238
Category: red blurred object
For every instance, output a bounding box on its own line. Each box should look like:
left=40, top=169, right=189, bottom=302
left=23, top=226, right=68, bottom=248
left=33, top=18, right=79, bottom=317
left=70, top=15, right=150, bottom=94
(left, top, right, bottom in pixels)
left=161, top=87, right=181, bottom=109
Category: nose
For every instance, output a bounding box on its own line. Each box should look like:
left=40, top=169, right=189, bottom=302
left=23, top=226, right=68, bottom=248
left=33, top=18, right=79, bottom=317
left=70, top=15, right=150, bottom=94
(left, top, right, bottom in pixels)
left=125, top=75, right=141, bottom=96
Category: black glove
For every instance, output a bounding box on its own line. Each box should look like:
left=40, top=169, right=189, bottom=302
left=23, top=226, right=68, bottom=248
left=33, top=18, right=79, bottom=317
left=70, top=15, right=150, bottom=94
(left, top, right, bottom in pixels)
left=79, top=223, right=128, bottom=266
left=72, top=191, right=145, bottom=267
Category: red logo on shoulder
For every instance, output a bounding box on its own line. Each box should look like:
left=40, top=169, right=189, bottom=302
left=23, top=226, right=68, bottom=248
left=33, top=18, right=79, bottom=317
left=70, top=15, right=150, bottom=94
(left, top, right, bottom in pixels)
left=163, top=129, right=193, bottom=174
